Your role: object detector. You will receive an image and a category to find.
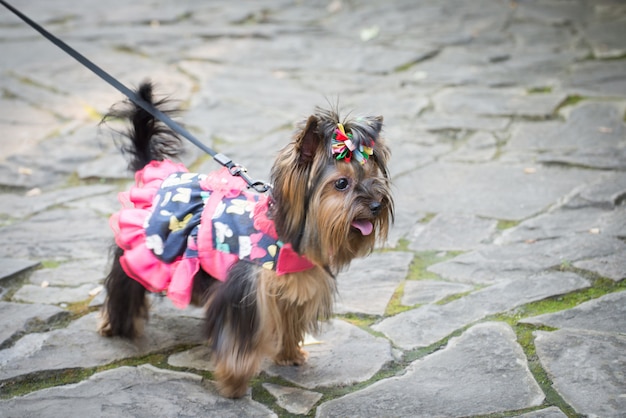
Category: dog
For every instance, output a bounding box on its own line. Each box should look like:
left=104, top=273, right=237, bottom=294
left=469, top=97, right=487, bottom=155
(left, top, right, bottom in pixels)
left=98, top=82, right=394, bottom=398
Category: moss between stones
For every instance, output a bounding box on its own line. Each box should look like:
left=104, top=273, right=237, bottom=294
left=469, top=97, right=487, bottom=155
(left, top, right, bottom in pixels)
left=496, top=219, right=520, bottom=230
left=527, top=86, right=554, bottom=94
left=407, top=250, right=464, bottom=281
left=483, top=276, right=625, bottom=417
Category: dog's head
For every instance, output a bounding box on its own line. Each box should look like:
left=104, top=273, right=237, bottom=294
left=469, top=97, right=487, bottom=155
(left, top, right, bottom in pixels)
left=270, top=108, right=394, bottom=270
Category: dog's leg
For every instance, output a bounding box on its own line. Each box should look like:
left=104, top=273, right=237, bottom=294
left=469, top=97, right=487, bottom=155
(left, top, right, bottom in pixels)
left=99, top=246, right=148, bottom=339
left=274, top=306, right=309, bottom=366
left=204, top=263, right=272, bottom=398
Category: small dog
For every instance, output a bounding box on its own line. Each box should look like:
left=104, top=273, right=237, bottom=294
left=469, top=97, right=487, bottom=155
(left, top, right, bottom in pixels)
left=99, top=82, right=393, bottom=398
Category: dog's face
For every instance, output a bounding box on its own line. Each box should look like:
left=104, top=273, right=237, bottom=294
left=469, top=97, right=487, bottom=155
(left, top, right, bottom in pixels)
left=271, top=108, right=394, bottom=270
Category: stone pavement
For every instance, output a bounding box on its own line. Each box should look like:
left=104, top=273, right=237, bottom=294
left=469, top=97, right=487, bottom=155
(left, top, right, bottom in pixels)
left=0, top=0, right=625, bottom=416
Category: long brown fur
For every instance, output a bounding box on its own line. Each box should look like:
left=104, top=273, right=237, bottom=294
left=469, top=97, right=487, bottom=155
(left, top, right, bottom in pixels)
left=99, top=82, right=393, bottom=398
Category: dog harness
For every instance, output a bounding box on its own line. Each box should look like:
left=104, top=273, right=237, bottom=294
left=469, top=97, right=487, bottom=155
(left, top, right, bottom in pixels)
left=110, top=160, right=315, bottom=308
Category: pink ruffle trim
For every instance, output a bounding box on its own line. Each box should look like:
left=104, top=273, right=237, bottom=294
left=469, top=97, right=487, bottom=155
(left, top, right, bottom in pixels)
left=110, top=160, right=198, bottom=308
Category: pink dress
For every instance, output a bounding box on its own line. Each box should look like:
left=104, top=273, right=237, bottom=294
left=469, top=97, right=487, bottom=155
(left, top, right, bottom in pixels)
left=110, top=160, right=315, bottom=308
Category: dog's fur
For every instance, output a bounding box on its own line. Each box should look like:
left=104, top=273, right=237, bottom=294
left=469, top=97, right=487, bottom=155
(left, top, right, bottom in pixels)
left=99, top=82, right=393, bottom=398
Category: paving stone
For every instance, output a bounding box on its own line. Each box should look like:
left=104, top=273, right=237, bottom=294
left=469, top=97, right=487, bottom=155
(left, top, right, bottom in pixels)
left=0, top=185, right=114, bottom=219
left=564, top=59, right=626, bottom=97
left=76, top=152, right=131, bottom=180
left=374, top=272, right=589, bottom=350
left=266, top=319, right=393, bottom=389
left=409, top=213, right=497, bottom=251
left=0, top=301, right=68, bottom=347
left=12, top=283, right=97, bottom=305
left=534, top=329, right=626, bottom=417
left=0, top=208, right=111, bottom=261
left=0, top=258, right=39, bottom=281
left=433, top=87, right=566, bottom=118
left=0, top=312, right=205, bottom=381
left=334, top=252, right=413, bottom=316
left=514, top=407, right=567, bottom=418
left=538, top=147, right=626, bottom=170
left=28, top=259, right=108, bottom=287
left=262, top=383, right=322, bottom=415
left=599, top=205, right=626, bottom=237
left=497, top=206, right=608, bottom=244
left=0, top=364, right=276, bottom=417
left=317, top=322, right=544, bottom=417
left=575, top=172, right=626, bottom=209
left=513, top=0, right=588, bottom=25
left=522, top=291, right=626, bottom=334
left=401, top=280, right=473, bottom=306
left=429, top=235, right=625, bottom=284
left=507, top=102, right=626, bottom=152
left=585, top=18, right=626, bottom=59
left=64, top=192, right=121, bottom=217
left=415, top=113, right=510, bottom=132
left=442, top=131, right=497, bottom=163
left=574, top=250, right=626, bottom=282
left=394, top=162, right=600, bottom=221
left=168, top=344, right=214, bottom=371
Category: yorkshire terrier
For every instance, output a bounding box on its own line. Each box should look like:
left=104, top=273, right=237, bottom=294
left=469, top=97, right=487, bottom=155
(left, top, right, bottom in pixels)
left=99, top=82, right=393, bottom=398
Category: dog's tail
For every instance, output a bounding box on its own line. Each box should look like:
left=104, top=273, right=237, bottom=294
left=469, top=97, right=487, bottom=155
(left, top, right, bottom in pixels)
left=105, top=81, right=182, bottom=172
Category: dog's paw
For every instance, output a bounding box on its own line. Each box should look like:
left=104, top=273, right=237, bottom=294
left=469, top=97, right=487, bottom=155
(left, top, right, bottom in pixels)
left=274, top=347, right=309, bottom=366
left=98, top=312, right=113, bottom=337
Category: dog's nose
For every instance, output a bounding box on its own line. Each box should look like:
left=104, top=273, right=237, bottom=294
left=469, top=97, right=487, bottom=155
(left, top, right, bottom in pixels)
left=369, top=202, right=382, bottom=216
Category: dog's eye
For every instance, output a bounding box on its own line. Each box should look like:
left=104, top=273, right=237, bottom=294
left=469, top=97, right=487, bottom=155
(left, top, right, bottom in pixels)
left=334, top=178, right=350, bottom=191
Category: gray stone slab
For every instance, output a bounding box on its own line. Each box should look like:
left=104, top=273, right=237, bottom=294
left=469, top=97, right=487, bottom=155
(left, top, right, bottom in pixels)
left=574, top=249, right=626, bottom=282
left=535, top=329, right=626, bottom=417
left=433, top=87, right=566, bottom=118
left=507, top=102, right=625, bottom=152
left=522, top=291, right=626, bottom=334
left=415, top=113, right=510, bottom=132
left=394, top=162, right=600, bottom=221
left=168, top=345, right=214, bottom=372
left=0, top=312, right=204, bottom=381
left=0, top=208, right=111, bottom=261
left=514, top=0, right=588, bottom=25
left=0, top=301, right=68, bottom=347
left=12, top=283, right=97, bottom=305
left=266, top=319, right=392, bottom=389
left=0, top=258, right=39, bottom=281
left=497, top=206, right=608, bottom=244
left=514, top=407, right=567, bottom=418
left=409, top=213, right=497, bottom=251
left=442, top=131, right=497, bottom=163
left=0, top=185, right=114, bottom=219
left=575, top=172, right=626, bottom=209
left=76, top=152, right=130, bottom=180
left=564, top=59, right=626, bottom=97
left=317, top=322, right=544, bottom=417
left=600, top=205, right=626, bottom=238
left=538, top=147, right=626, bottom=170
left=0, top=364, right=276, bottom=417
left=429, top=235, right=625, bottom=284
left=401, top=280, right=473, bottom=306
left=28, top=259, right=108, bottom=287
left=586, top=18, right=626, bottom=59
left=374, top=272, right=589, bottom=350
left=262, top=383, right=322, bottom=415
left=334, top=252, right=413, bottom=316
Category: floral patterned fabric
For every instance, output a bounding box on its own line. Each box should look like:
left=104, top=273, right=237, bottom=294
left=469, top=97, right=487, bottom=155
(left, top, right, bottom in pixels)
left=110, top=160, right=315, bottom=309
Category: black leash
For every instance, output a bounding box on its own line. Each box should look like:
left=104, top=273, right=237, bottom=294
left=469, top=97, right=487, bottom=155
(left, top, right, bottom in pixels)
left=0, top=0, right=271, bottom=193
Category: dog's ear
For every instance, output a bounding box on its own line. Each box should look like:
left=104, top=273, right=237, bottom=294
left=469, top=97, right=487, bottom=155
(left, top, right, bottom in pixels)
left=364, top=115, right=384, bottom=137
left=296, top=115, right=320, bottom=165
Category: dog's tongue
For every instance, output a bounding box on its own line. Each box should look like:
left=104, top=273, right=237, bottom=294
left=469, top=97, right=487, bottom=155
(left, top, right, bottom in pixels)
left=351, top=220, right=374, bottom=236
